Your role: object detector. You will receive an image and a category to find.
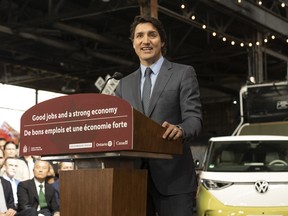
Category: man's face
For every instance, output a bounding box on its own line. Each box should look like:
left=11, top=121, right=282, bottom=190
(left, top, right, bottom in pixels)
left=4, top=158, right=18, bottom=178
left=60, top=162, right=74, bottom=171
left=4, top=143, right=17, bottom=158
left=33, top=161, right=50, bottom=182
left=132, top=22, right=164, bottom=66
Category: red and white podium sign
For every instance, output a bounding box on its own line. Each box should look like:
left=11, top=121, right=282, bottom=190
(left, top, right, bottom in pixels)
left=20, top=94, right=133, bottom=156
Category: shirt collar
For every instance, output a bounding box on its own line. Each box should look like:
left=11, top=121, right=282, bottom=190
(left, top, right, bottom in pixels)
left=141, top=56, right=164, bottom=78
left=2, top=174, right=13, bottom=182
left=34, top=178, right=45, bottom=187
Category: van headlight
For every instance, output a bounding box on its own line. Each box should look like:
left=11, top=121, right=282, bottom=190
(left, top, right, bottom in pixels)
left=201, top=179, right=233, bottom=190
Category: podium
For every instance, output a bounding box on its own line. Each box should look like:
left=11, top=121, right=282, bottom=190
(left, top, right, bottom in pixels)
left=19, top=94, right=182, bottom=216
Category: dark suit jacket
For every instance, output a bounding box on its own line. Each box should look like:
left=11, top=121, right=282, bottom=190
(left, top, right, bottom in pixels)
left=17, top=178, right=59, bottom=214
left=0, top=176, right=15, bottom=209
left=115, top=58, right=202, bottom=195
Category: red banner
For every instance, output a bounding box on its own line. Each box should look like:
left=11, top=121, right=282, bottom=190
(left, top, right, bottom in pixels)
left=19, top=94, right=133, bottom=156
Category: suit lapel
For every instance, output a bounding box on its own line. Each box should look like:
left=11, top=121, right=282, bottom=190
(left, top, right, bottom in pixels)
left=30, top=179, right=39, bottom=203
left=131, top=69, right=143, bottom=112
left=147, top=59, right=173, bottom=116
left=45, top=184, right=51, bottom=203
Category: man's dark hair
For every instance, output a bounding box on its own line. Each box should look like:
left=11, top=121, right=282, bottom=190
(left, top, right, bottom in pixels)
left=130, top=15, right=167, bottom=56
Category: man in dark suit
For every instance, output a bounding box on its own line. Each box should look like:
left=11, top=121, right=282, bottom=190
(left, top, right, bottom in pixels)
left=115, top=16, right=202, bottom=216
left=17, top=160, right=60, bottom=216
left=0, top=176, right=17, bottom=216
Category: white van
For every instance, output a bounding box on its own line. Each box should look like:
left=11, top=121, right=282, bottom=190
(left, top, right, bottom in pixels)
left=196, top=135, right=288, bottom=216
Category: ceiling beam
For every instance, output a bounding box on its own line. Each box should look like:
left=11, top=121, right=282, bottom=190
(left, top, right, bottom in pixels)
left=0, top=24, right=134, bottom=66
left=53, top=22, right=130, bottom=49
left=201, top=0, right=288, bottom=36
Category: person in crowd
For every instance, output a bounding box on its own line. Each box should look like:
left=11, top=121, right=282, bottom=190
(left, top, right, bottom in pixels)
left=1, top=158, right=20, bottom=209
left=0, top=149, right=4, bottom=168
left=0, top=138, right=6, bottom=151
left=1, top=142, right=29, bottom=181
left=115, top=16, right=202, bottom=216
left=2, top=142, right=17, bottom=159
left=52, top=161, right=74, bottom=206
left=0, top=176, right=17, bottom=216
left=46, top=163, right=57, bottom=185
left=18, top=156, right=41, bottom=180
left=17, top=160, right=60, bottom=216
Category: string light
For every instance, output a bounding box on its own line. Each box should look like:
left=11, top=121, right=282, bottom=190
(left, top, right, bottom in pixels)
left=182, top=2, right=288, bottom=48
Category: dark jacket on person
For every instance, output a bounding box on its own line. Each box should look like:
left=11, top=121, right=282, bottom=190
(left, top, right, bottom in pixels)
left=17, top=178, right=59, bottom=214
left=0, top=176, right=15, bottom=209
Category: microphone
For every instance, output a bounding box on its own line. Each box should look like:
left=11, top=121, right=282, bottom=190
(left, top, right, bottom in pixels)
left=100, top=72, right=123, bottom=93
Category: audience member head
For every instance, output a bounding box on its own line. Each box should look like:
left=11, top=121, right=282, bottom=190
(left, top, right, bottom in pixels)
left=33, top=160, right=50, bottom=183
left=46, top=163, right=56, bottom=184
left=3, top=141, right=17, bottom=158
left=0, top=137, right=6, bottom=151
left=58, top=161, right=74, bottom=171
left=2, top=157, right=18, bottom=179
left=0, top=148, right=4, bottom=168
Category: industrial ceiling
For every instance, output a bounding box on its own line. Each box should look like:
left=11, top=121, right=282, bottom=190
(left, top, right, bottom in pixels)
left=0, top=0, right=287, bottom=136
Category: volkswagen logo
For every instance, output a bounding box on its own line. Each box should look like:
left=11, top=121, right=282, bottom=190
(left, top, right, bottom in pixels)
left=255, top=180, right=269, bottom=193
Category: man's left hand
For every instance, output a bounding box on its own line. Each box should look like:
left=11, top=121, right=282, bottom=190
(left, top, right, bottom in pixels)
left=162, top=121, right=183, bottom=140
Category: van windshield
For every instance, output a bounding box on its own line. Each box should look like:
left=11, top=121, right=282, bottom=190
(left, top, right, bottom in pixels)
left=206, top=140, right=288, bottom=172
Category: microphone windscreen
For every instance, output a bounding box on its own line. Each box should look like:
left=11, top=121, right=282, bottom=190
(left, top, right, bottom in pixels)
left=112, top=72, right=123, bottom=80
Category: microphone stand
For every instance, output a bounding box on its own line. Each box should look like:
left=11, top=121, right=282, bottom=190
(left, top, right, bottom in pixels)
left=99, top=72, right=123, bottom=94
